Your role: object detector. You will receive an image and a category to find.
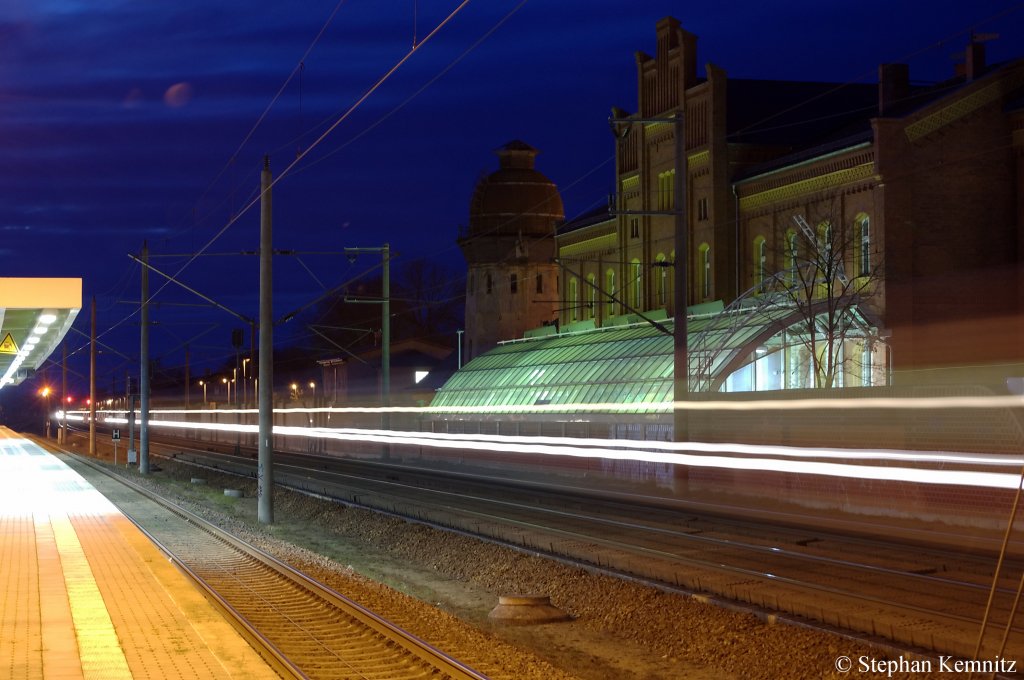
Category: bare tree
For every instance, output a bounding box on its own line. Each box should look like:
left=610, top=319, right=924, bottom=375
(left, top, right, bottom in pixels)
left=756, top=210, right=884, bottom=389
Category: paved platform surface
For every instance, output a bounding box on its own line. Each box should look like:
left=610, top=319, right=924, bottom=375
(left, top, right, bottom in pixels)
left=0, top=427, right=278, bottom=679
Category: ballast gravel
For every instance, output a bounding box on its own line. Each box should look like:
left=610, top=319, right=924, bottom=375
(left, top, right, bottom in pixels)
left=75, top=447, right=946, bottom=680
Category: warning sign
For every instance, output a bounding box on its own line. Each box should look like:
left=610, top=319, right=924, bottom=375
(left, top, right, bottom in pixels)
left=0, top=334, right=18, bottom=354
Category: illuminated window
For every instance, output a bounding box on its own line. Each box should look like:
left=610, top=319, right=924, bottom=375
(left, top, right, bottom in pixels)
left=857, top=214, right=871, bottom=276
left=569, top=277, right=579, bottom=321
left=657, top=170, right=675, bottom=210
left=861, top=342, right=873, bottom=386
left=753, top=236, right=767, bottom=291
left=698, top=243, right=711, bottom=300
left=605, top=268, right=616, bottom=318
left=818, top=221, right=833, bottom=256
left=655, top=253, right=667, bottom=306
left=587, top=274, right=596, bottom=318
left=630, top=258, right=643, bottom=309
left=786, top=230, right=798, bottom=286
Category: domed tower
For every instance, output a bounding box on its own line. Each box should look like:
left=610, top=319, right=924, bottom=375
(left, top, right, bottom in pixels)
left=459, top=141, right=564, bottom=362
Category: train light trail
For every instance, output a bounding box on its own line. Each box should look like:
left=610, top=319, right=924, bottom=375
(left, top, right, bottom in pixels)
left=83, top=414, right=1024, bottom=491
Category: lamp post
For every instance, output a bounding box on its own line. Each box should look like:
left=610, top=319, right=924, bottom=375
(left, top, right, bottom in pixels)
left=39, top=387, right=51, bottom=438
left=199, top=380, right=207, bottom=405
left=610, top=109, right=688, bottom=441
left=222, top=377, right=231, bottom=405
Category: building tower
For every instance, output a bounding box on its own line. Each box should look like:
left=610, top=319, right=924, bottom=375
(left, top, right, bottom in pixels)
left=458, top=141, right=564, bottom=362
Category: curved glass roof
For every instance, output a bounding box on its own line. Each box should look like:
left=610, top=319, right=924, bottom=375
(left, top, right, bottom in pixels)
left=431, top=299, right=878, bottom=412
left=432, top=322, right=674, bottom=414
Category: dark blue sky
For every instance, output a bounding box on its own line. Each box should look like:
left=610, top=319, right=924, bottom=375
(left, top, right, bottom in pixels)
left=3, top=0, right=1023, bottom=393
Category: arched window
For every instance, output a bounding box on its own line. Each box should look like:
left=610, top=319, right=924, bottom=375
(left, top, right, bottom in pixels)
left=669, top=250, right=675, bottom=312
left=698, top=243, right=711, bottom=300
left=569, top=277, right=579, bottom=321
left=605, top=268, right=616, bottom=318
left=856, top=214, right=871, bottom=277
left=630, top=258, right=643, bottom=310
left=818, top=221, right=833, bottom=257
left=587, top=274, right=597, bottom=318
left=536, top=272, right=544, bottom=293
left=655, top=253, right=667, bottom=306
left=753, top=236, right=767, bottom=292
left=657, top=170, right=675, bottom=210
left=785, top=230, right=798, bottom=287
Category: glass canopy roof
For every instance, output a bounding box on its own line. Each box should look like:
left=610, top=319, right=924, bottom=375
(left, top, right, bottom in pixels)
left=431, top=299, right=877, bottom=412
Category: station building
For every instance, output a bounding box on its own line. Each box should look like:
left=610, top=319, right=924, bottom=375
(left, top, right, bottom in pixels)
left=440, top=17, right=1024, bottom=417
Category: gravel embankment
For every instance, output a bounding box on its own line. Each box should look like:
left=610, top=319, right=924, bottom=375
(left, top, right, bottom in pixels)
left=70, top=443, right=946, bottom=680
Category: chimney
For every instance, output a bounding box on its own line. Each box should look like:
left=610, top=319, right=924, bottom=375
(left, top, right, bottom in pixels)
left=878, top=63, right=910, bottom=116
left=965, top=40, right=986, bottom=80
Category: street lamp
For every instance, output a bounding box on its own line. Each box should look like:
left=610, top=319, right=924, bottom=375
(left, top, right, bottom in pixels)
left=222, top=376, right=231, bottom=404
left=308, top=381, right=316, bottom=404
left=39, top=387, right=51, bottom=438
left=198, top=379, right=207, bottom=405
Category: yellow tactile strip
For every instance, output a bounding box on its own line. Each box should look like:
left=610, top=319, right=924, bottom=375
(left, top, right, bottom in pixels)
left=0, top=429, right=277, bottom=680
left=48, top=514, right=133, bottom=679
left=35, top=515, right=85, bottom=680
left=69, top=510, right=277, bottom=679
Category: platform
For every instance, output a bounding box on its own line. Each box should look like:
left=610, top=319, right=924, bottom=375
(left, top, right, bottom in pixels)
left=0, top=427, right=278, bottom=679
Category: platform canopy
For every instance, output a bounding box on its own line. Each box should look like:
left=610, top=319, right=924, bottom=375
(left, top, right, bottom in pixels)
left=0, top=278, right=82, bottom=389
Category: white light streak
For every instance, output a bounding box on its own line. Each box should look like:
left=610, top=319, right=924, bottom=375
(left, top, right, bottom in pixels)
left=129, top=393, right=1024, bottom=416
left=126, top=417, right=1024, bottom=490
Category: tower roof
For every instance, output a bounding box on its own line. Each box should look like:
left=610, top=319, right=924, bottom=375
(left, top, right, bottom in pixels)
left=467, top=140, right=564, bottom=240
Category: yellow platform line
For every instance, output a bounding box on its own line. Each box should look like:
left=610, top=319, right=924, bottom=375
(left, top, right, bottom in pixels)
left=48, top=514, right=132, bottom=680
left=35, top=515, right=84, bottom=680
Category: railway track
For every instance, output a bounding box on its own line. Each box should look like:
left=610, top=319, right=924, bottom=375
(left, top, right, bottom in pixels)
left=64, top=427, right=1024, bottom=663
left=63, top=450, right=489, bottom=680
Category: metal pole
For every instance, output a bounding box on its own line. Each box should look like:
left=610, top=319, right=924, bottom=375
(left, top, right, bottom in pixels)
left=672, top=112, right=689, bottom=442
left=258, top=156, right=274, bottom=524
left=127, top=375, right=136, bottom=463
left=89, top=296, right=96, bottom=455
left=184, top=345, right=190, bottom=409
left=382, top=244, right=391, bottom=459
left=382, top=244, right=390, bottom=412
left=140, top=241, right=150, bottom=474
left=457, top=329, right=463, bottom=369
left=61, top=342, right=66, bottom=444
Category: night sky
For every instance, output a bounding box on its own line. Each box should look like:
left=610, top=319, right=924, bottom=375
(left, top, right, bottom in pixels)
left=3, top=0, right=1023, bottom=397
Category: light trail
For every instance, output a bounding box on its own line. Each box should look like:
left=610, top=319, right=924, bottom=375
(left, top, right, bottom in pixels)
left=96, top=393, right=1024, bottom=416
left=96, top=417, right=1024, bottom=490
